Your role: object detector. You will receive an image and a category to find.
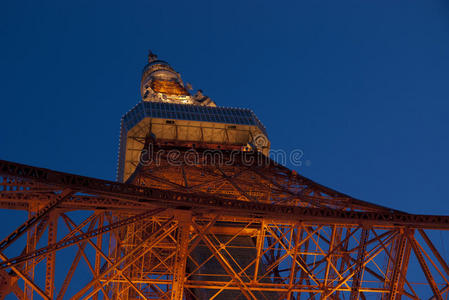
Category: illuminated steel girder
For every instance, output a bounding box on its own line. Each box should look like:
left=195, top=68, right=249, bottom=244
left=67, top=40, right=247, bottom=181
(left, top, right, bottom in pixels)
left=0, top=145, right=449, bottom=300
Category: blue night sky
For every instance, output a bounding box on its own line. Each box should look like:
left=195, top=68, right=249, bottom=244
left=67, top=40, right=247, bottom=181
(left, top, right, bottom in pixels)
left=2, top=0, right=449, bottom=215
left=1, top=0, right=449, bottom=228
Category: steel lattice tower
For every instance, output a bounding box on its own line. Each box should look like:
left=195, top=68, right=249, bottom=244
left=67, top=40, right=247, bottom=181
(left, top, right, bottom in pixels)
left=0, top=52, right=449, bottom=299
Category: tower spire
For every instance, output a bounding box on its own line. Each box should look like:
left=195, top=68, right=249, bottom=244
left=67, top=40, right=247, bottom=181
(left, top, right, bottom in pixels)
left=140, top=52, right=216, bottom=106
left=148, top=50, right=158, bottom=63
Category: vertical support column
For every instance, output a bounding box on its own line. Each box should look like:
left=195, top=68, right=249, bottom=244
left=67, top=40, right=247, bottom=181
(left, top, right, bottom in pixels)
left=45, top=212, right=58, bottom=299
left=388, top=230, right=411, bottom=300
left=121, top=217, right=135, bottom=300
left=287, top=224, right=301, bottom=300
left=335, top=227, right=351, bottom=300
left=298, top=228, right=314, bottom=300
left=329, top=226, right=343, bottom=297
left=107, top=213, right=119, bottom=300
left=350, top=227, right=369, bottom=300
left=25, top=206, right=38, bottom=300
left=396, top=236, right=411, bottom=299
left=171, top=211, right=191, bottom=300
left=321, top=225, right=337, bottom=299
left=253, top=220, right=266, bottom=283
left=93, top=214, right=104, bottom=300
left=382, top=234, right=399, bottom=300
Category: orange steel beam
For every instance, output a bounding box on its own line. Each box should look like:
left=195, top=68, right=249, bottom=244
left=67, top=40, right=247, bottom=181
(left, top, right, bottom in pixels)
left=419, top=229, right=449, bottom=279
left=44, top=213, right=57, bottom=298
left=324, top=231, right=399, bottom=298
left=407, top=233, right=443, bottom=300
left=1, top=152, right=449, bottom=299
left=73, top=217, right=177, bottom=299
left=0, top=252, right=50, bottom=300
left=56, top=215, right=98, bottom=300
left=0, top=208, right=166, bottom=270
left=192, top=222, right=255, bottom=300
left=171, top=212, right=191, bottom=300
left=0, top=214, right=447, bottom=298
left=93, top=214, right=103, bottom=300
left=61, top=215, right=112, bottom=300
left=2, top=159, right=449, bottom=229
left=388, top=232, right=408, bottom=299
left=0, top=189, right=72, bottom=252
left=350, top=227, right=369, bottom=300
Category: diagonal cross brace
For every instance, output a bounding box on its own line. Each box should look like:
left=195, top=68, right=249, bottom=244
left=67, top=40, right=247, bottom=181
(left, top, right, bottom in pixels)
left=0, top=208, right=166, bottom=269
left=0, top=189, right=73, bottom=252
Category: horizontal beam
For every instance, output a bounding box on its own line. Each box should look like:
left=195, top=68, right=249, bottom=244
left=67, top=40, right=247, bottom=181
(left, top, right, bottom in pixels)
left=0, top=192, right=150, bottom=211
left=1, top=159, right=449, bottom=229
left=100, top=278, right=391, bottom=293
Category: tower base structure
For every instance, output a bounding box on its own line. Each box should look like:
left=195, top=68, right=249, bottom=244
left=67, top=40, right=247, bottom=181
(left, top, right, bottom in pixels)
left=0, top=144, right=449, bottom=298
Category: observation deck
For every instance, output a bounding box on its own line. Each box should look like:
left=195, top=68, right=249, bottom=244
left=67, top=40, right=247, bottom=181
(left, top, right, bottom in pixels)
left=117, top=101, right=269, bottom=182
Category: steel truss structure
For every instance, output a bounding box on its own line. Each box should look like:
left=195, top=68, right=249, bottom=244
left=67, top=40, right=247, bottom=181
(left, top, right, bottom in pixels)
left=0, top=145, right=449, bottom=299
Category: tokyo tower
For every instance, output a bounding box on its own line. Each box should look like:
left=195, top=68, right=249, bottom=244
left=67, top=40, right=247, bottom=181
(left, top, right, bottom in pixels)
left=0, top=51, right=448, bottom=299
